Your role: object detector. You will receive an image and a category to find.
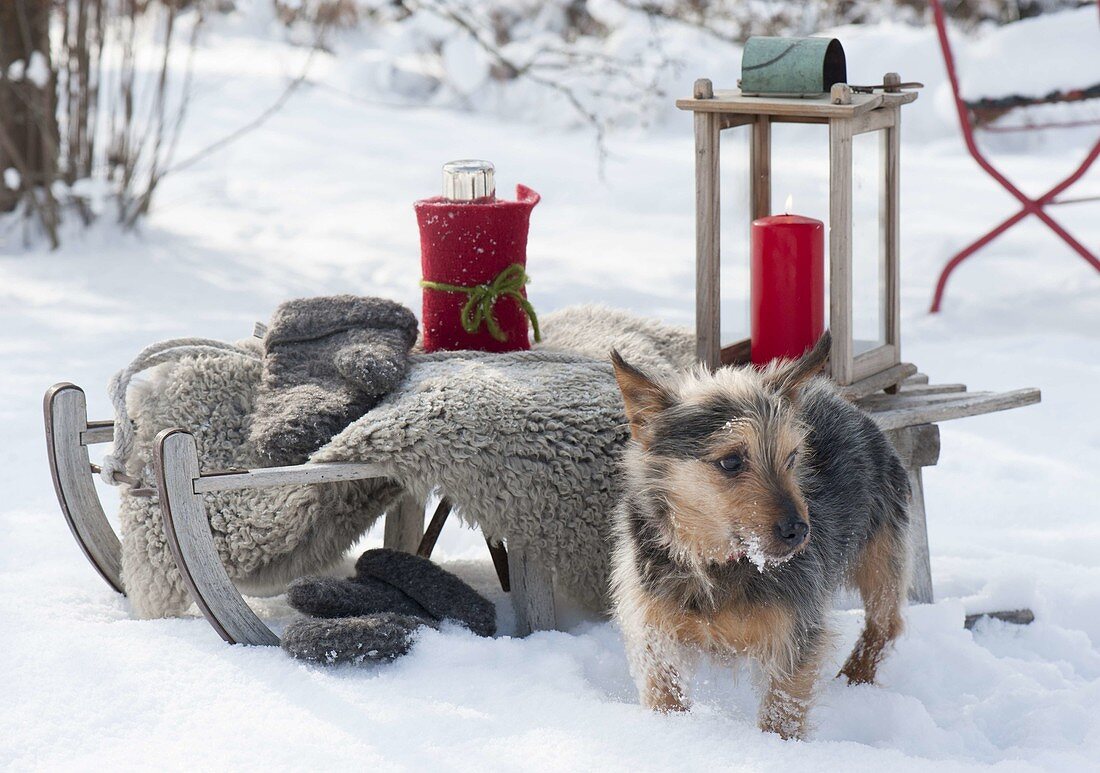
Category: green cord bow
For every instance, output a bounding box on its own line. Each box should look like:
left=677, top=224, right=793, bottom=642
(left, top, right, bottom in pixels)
left=421, top=263, right=541, bottom=344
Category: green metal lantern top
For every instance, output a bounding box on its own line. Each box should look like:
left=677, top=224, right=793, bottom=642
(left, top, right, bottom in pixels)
left=740, top=37, right=847, bottom=97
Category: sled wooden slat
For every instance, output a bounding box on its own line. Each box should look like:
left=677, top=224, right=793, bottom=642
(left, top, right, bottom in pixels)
left=80, top=421, right=115, bottom=446
left=156, top=429, right=279, bottom=647
left=861, top=390, right=995, bottom=411
left=44, top=384, right=124, bottom=594
left=838, top=362, right=917, bottom=401
left=192, top=461, right=387, bottom=494
left=899, top=382, right=967, bottom=395
left=871, top=388, right=1040, bottom=431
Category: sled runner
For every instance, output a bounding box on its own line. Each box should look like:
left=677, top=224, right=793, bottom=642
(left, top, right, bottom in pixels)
left=44, top=384, right=124, bottom=595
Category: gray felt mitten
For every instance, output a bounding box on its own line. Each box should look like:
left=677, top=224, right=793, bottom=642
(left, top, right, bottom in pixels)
left=351, top=549, right=497, bottom=638
left=285, top=574, right=431, bottom=620
left=281, top=548, right=497, bottom=664
left=281, top=613, right=435, bottom=664
left=249, top=296, right=418, bottom=465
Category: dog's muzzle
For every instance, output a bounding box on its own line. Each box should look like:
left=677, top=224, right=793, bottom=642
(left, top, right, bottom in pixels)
left=775, top=517, right=809, bottom=550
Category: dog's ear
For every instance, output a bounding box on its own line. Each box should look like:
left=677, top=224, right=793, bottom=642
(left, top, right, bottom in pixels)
left=762, top=331, right=831, bottom=402
left=610, top=350, right=672, bottom=446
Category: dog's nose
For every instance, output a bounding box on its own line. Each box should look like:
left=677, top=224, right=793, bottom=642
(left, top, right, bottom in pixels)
left=775, top=518, right=809, bottom=548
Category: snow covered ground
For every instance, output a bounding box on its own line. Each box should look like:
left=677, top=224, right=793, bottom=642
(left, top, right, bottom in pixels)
left=1, top=4, right=1098, bottom=771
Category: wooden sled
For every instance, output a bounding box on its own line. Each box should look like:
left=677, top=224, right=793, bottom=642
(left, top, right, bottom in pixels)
left=49, top=373, right=1040, bottom=648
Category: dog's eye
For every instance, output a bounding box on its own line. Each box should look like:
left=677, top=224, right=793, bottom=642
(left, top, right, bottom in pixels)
left=786, top=451, right=798, bottom=470
left=718, top=454, right=745, bottom=474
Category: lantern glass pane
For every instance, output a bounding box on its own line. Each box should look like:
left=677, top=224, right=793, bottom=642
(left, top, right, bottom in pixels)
left=719, top=127, right=752, bottom=349
left=769, top=122, right=831, bottom=320
left=770, top=123, right=830, bottom=218
left=851, top=129, right=885, bottom=354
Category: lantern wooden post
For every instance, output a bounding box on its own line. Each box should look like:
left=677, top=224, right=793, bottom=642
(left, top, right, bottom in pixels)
left=750, top=116, right=771, bottom=224
left=882, top=72, right=903, bottom=362
left=693, top=78, right=722, bottom=370
left=829, top=114, right=855, bottom=384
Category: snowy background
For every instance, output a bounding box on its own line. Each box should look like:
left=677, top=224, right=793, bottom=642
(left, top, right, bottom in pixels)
left=2, top=2, right=1099, bottom=770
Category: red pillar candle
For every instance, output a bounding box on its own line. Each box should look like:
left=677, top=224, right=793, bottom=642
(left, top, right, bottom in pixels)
left=750, top=213, right=825, bottom=366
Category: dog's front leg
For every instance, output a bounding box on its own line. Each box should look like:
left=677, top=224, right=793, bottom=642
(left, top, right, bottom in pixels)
left=758, top=647, right=825, bottom=740
left=624, top=624, right=695, bottom=713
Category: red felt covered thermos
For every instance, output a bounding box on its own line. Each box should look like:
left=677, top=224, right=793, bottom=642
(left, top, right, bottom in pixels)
left=415, top=160, right=540, bottom=353
left=750, top=213, right=825, bottom=366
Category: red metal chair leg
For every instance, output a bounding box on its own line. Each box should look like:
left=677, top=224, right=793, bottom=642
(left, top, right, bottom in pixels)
left=928, top=0, right=1100, bottom=312
left=1041, top=138, right=1100, bottom=205
left=930, top=209, right=1029, bottom=312
left=1031, top=207, right=1100, bottom=269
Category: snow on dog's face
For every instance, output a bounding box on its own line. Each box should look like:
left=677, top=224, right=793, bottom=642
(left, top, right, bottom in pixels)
left=611, top=333, right=830, bottom=568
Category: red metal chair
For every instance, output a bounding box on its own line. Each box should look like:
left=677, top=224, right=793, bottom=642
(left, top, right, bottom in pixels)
left=929, top=0, right=1100, bottom=312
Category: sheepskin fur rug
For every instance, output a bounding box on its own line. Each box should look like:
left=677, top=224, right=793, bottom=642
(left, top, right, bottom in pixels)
left=117, top=306, right=692, bottom=617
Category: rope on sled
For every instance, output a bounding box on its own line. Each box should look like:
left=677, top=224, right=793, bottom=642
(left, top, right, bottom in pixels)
left=99, top=338, right=261, bottom=488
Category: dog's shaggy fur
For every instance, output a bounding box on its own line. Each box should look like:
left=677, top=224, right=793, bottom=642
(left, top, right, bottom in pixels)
left=609, top=333, right=912, bottom=739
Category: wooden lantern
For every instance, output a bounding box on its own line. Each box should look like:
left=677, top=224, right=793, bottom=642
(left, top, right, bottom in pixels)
left=677, top=74, right=917, bottom=387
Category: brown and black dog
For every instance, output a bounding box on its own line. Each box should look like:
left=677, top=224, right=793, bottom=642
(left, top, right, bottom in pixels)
left=610, top=333, right=911, bottom=739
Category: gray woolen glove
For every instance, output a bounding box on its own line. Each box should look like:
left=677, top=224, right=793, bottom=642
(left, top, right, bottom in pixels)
left=281, top=549, right=498, bottom=665
left=249, top=295, right=418, bottom=465
left=281, top=613, right=435, bottom=665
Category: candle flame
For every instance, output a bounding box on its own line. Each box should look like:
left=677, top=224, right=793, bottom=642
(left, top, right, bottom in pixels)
left=785, top=194, right=794, bottom=215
